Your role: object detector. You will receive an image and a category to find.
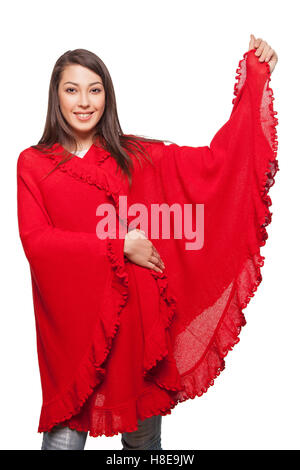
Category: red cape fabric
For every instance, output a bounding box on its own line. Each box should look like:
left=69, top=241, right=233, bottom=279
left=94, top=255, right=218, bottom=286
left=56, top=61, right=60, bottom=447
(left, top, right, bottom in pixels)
left=17, top=49, right=279, bottom=437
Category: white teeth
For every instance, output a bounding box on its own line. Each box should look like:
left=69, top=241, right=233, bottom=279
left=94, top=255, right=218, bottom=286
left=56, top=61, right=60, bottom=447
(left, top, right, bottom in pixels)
left=76, top=113, right=92, bottom=118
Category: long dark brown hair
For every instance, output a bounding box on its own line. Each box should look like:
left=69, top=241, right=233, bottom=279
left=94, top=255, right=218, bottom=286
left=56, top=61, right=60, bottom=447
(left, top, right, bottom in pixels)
left=31, top=48, right=175, bottom=187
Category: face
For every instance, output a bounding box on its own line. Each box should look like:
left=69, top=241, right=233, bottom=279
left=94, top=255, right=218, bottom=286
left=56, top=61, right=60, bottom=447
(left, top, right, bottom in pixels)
left=58, top=64, right=105, bottom=145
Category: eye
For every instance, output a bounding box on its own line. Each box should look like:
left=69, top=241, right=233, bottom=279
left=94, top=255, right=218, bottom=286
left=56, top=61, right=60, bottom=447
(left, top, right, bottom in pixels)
left=65, top=88, right=102, bottom=93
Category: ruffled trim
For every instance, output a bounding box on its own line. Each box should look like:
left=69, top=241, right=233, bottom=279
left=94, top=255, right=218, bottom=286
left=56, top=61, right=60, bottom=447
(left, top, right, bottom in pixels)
left=43, top=148, right=123, bottom=195
left=142, top=270, right=184, bottom=392
left=93, top=148, right=111, bottom=166
left=50, top=384, right=181, bottom=438
left=232, top=49, right=248, bottom=107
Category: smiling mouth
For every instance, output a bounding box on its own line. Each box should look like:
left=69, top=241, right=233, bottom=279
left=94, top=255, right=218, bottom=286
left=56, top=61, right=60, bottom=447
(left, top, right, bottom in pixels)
left=73, top=112, right=95, bottom=121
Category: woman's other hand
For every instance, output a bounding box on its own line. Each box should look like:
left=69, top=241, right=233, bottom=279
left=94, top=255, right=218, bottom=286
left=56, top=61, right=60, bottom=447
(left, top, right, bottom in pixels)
left=124, top=228, right=165, bottom=274
left=249, top=34, right=278, bottom=74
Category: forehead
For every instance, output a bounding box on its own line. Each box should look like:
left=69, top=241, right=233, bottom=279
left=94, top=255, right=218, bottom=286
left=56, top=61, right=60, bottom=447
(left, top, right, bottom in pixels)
left=61, top=64, right=103, bottom=85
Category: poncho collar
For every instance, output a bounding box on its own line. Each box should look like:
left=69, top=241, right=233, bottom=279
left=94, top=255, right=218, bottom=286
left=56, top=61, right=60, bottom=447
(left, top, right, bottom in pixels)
left=46, top=140, right=128, bottom=193
left=53, top=140, right=111, bottom=165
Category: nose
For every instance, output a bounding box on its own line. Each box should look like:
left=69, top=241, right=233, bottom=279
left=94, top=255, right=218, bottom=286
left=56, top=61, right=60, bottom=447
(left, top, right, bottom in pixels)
left=77, top=92, right=92, bottom=108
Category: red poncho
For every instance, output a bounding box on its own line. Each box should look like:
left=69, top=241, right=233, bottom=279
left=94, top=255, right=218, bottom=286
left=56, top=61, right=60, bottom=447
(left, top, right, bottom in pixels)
left=17, top=49, right=279, bottom=437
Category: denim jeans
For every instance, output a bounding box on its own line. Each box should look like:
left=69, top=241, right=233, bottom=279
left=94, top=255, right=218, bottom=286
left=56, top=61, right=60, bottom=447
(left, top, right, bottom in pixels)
left=41, top=415, right=162, bottom=450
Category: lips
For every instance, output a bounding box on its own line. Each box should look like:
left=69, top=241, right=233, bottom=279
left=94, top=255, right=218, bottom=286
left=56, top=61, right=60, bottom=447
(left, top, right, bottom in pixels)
left=73, top=112, right=95, bottom=122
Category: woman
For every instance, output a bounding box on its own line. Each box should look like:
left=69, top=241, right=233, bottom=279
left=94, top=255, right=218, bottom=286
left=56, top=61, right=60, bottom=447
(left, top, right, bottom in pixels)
left=17, top=34, right=279, bottom=450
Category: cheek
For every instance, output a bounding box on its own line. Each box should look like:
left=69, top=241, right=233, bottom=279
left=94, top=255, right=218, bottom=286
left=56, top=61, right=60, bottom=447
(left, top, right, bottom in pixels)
left=59, top=93, right=74, bottom=112
left=95, top=94, right=105, bottom=111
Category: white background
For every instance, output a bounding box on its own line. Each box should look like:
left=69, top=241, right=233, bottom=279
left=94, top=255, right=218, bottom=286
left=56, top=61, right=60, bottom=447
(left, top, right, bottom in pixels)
left=1, top=0, right=297, bottom=450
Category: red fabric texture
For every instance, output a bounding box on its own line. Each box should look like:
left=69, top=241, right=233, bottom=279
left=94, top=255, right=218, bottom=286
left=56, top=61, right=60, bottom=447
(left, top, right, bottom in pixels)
left=16, top=49, right=279, bottom=437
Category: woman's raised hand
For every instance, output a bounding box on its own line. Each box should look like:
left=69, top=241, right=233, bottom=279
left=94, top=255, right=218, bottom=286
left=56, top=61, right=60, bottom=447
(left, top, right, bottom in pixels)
left=249, top=34, right=278, bottom=74
left=123, top=228, right=165, bottom=274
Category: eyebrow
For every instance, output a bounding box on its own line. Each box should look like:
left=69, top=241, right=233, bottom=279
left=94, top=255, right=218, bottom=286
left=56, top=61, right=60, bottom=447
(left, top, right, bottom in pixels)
left=63, top=81, right=103, bottom=86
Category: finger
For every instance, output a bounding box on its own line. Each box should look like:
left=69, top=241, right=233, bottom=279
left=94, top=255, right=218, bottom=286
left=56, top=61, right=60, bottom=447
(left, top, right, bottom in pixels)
left=254, top=37, right=262, bottom=50
left=249, top=34, right=255, bottom=50
left=150, top=255, right=165, bottom=271
left=265, top=48, right=274, bottom=62
left=148, top=243, right=165, bottom=270
left=150, top=248, right=161, bottom=263
left=152, top=247, right=165, bottom=268
left=149, top=255, right=159, bottom=265
left=255, top=39, right=266, bottom=57
left=259, top=44, right=270, bottom=62
left=147, top=261, right=162, bottom=273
